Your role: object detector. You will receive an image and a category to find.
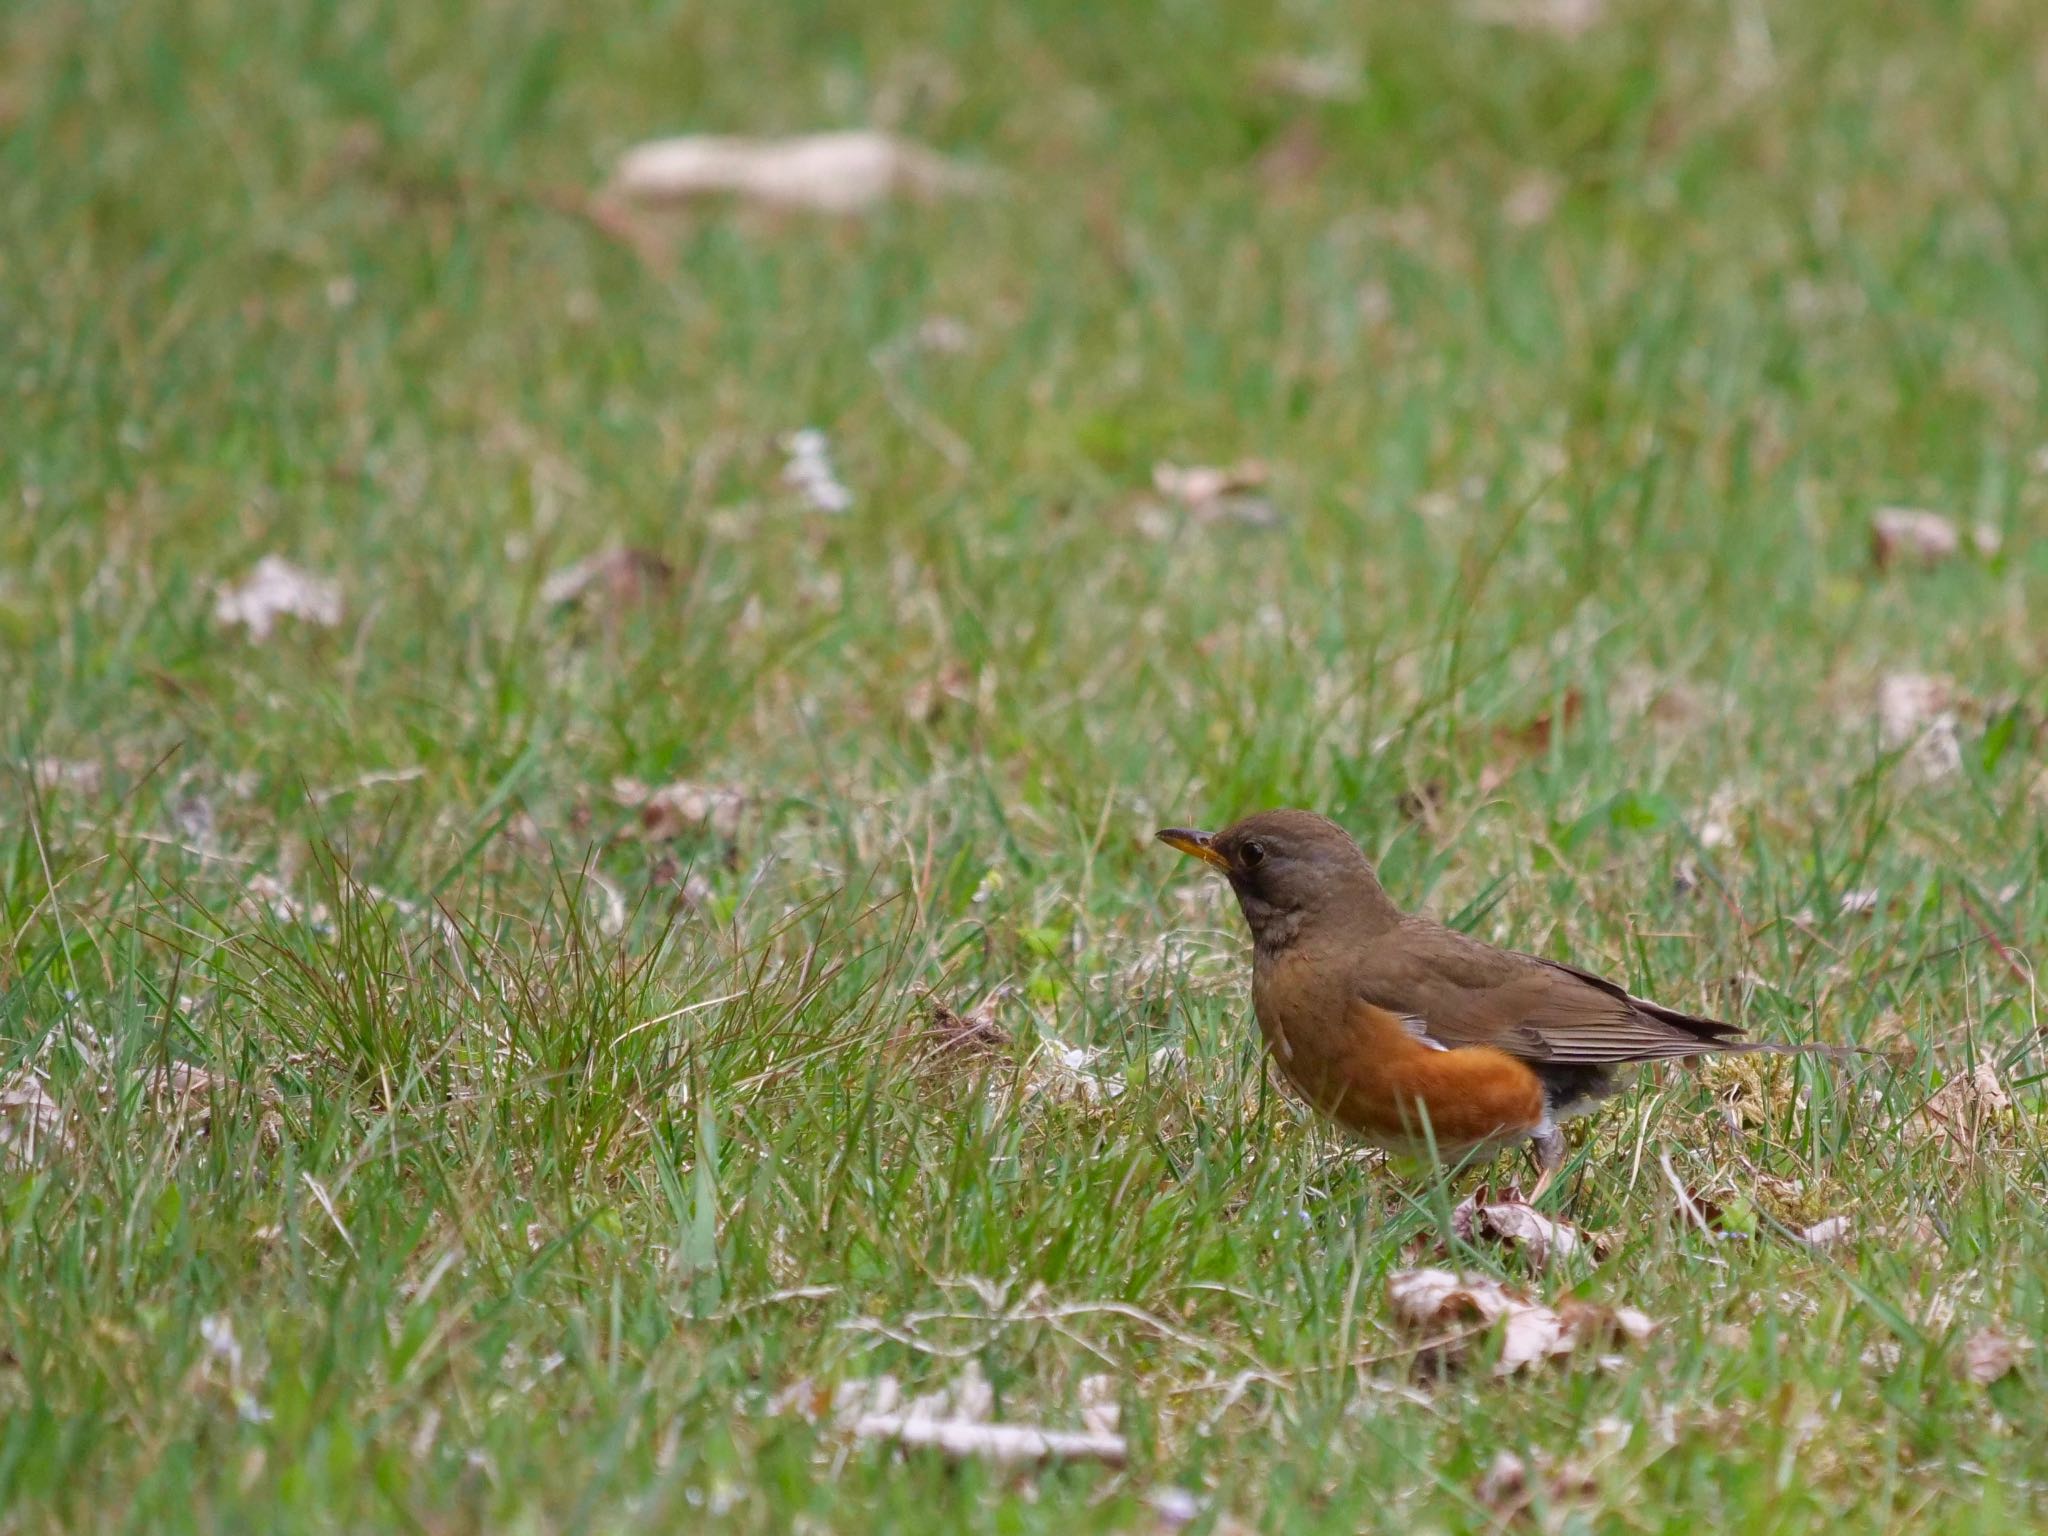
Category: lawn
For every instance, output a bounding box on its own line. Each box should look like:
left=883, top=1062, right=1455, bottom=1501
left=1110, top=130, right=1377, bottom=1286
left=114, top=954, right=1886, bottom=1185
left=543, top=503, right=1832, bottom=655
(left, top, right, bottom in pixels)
left=4, top=0, right=2047, bottom=1529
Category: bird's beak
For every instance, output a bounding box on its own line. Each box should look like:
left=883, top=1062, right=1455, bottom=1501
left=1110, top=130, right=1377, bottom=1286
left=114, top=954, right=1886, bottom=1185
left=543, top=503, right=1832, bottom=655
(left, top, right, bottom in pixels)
left=1156, top=827, right=1230, bottom=871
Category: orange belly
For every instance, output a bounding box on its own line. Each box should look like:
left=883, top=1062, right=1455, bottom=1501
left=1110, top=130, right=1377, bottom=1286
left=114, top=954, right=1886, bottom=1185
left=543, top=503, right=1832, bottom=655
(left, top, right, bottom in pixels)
left=1269, top=1000, right=1547, bottom=1154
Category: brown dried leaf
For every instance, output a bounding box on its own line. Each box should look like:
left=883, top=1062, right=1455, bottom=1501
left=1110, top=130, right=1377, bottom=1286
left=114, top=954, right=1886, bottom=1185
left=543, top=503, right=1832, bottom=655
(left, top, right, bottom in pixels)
left=902, top=662, right=975, bottom=726
left=1146, top=1486, right=1206, bottom=1531
left=1918, top=1063, right=2012, bottom=1152
left=0, top=1067, right=68, bottom=1167
left=919, top=988, right=1011, bottom=1059
left=1467, top=0, right=1605, bottom=38
left=1395, top=780, right=1446, bottom=824
left=1870, top=506, right=1960, bottom=567
left=1076, top=1374, right=1121, bottom=1438
left=1150, top=460, right=1280, bottom=527
left=1476, top=1449, right=1529, bottom=1514
left=540, top=546, right=675, bottom=608
left=28, top=757, right=104, bottom=795
left=213, top=556, right=342, bottom=640
left=1794, top=1215, right=1854, bottom=1250
left=612, top=131, right=984, bottom=213
left=1255, top=53, right=1364, bottom=102
left=1025, top=1039, right=1127, bottom=1104
left=611, top=778, right=748, bottom=842
left=1502, top=171, right=1562, bottom=229
left=1452, top=1191, right=1595, bottom=1264
left=1959, top=1326, right=2026, bottom=1385
left=781, top=429, right=853, bottom=514
left=1252, top=119, right=1328, bottom=192
left=1499, top=692, right=1589, bottom=757
left=1876, top=673, right=1963, bottom=784
left=1153, top=459, right=1266, bottom=505
left=1387, top=1268, right=1651, bottom=1376
left=240, top=872, right=331, bottom=927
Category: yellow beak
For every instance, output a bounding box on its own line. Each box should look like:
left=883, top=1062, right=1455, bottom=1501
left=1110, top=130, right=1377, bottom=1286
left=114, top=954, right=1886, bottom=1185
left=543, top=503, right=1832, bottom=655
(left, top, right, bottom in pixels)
left=1156, top=827, right=1230, bottom=871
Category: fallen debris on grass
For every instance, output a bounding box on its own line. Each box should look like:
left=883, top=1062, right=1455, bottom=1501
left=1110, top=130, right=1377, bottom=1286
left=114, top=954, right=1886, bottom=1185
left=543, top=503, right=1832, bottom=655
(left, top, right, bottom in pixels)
left=213, top=556, right=343, bottom=640
left=1387, top=1268, right=1652, bottom=1375
left=540, top=546, right=675, bottom=608
left=611, top=778, right=749, bottom=842
left=770, top=1362, right=1128, bottom=1466
left=613, top=131, right=983, bottom=213
left=1451, top=1190, right=1600, bottom=1265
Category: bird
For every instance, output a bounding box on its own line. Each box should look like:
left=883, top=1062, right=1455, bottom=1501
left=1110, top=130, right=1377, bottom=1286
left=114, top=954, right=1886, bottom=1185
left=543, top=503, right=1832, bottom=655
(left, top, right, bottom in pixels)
left=1158, top=808, right=1823, bottom=1200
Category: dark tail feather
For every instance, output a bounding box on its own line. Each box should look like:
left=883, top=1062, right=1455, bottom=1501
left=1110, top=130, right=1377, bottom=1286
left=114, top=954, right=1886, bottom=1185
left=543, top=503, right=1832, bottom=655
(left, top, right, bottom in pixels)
left=1628, top=998, right=1872, bottom=1060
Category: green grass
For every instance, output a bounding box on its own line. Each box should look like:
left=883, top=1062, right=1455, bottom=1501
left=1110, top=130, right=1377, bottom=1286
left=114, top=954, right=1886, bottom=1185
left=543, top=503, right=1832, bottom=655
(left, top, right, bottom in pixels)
left=4, top=0, right=2048, bottom=1528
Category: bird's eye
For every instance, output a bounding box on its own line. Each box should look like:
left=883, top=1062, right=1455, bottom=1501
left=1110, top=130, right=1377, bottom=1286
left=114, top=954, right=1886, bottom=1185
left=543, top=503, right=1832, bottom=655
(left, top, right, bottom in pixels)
left=1240, top=840, right=1266, bottom=868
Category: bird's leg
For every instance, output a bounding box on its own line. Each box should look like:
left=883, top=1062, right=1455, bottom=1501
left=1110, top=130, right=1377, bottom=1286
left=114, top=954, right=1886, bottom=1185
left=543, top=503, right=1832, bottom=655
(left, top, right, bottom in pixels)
left=1527, top=1125, right=1566, bottom=1205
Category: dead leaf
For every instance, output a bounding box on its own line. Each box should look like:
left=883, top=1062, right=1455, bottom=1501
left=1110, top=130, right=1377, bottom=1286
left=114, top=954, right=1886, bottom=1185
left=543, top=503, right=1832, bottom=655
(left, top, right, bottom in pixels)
left=1252, top=119, right=1327, bottom=191
left=1467, top=0, right=1605, bottom=38
left=1876, top=673, right=1963, bottom=784
left=213, top=556, right=342, bottom=640
left=1502, top=171, right=1561, bottom=229
left=1076, top=1374, right=1121, bottom=1437
left=1492, top=689, right=1584, bottom=761
left=1387, top=1268, right=1651, bottom=1376
left=1919, top=1063, right=2012, bottom=1152
left=902, top=662, right=975, bottom=725
left=1150, top=460, right=1280, bottom=527
left=1153, top=459, right=1265, bottom=505
left=1870, top=506, right=1960, bottom=567
left=540, top=546, right=675, bottom=608
left=612, top=131, right=983, bottom=214
left=781, top=428, right=853, bottom=513
left=27, top=757, right=104, bottom=795
left=1838, top=888, right=1881, bottom=917
left=918, top=988, right=1011, bottom=1058
left=1395, top=780, right=1446, bottom=823
left=1255, top=53, right=1364, bottom=101
left=1476, top=1450, right=1529, bottom=1514
left=1959, top=1326, right=2026, bottom=1385
left=611, top=778, right=748, bottom=842
left=1026, top=1039, right=1126, bottom=1103
left=240, top=872, right=331, bottom=928
left=1794, top=1216, right=1854, bottom=1250
left=0, top=1066, right=68, bottom=1167
left=1146, top=1487, right=1205, bottom=1530
left=1452, top=1191, right=1597, bottom=1264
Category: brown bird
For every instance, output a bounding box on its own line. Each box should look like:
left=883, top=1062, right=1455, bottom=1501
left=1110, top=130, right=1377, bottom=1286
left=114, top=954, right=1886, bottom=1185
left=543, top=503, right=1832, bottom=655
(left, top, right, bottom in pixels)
left=1159, top=808, right=1807, bottom=1199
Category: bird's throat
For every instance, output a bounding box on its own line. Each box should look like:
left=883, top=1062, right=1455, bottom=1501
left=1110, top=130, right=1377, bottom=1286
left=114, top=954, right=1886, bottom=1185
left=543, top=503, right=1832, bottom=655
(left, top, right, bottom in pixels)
left=1237, top=890, right=1305, bottom=955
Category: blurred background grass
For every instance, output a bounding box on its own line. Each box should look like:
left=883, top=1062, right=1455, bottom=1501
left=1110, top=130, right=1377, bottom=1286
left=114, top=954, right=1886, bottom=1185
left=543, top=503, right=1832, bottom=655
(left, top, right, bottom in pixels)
left=4, top=0, right=2047, bottom=1529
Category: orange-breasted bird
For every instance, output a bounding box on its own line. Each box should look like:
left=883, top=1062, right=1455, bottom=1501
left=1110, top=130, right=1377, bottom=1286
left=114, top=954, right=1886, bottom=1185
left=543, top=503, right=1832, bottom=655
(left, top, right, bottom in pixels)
left=1159, top=809, right=1820, bottom=1199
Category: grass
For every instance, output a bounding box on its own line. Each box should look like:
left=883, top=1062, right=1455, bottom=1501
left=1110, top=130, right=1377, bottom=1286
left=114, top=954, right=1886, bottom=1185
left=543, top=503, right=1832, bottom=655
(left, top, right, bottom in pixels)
left=3, top=0, right=2047, bottom=1528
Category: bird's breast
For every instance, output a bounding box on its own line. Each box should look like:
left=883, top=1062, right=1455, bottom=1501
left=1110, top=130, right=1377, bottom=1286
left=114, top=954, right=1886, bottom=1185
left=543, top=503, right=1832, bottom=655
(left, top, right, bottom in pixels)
left=1249, top=954, right=1545, bottom=1153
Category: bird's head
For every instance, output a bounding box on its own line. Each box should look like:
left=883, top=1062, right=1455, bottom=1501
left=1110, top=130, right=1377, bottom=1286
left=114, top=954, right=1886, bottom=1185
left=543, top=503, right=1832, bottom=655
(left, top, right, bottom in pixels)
left=1156, top=809, right=1395, bottom=951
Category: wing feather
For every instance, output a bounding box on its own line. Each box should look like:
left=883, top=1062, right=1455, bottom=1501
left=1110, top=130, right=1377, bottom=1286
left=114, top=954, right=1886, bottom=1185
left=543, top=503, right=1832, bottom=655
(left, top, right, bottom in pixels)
left=1359, top=922, right=1747, bottom=1066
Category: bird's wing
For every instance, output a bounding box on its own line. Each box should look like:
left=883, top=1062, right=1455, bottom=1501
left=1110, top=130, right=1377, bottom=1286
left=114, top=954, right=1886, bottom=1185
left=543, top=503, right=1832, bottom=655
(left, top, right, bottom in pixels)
left=1361, top=923, right=1745, bottom=1065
